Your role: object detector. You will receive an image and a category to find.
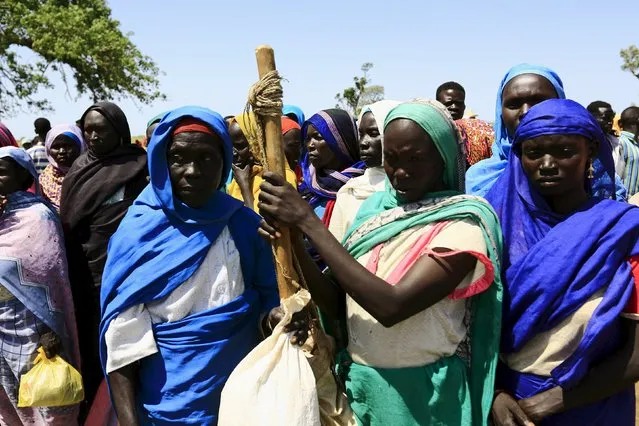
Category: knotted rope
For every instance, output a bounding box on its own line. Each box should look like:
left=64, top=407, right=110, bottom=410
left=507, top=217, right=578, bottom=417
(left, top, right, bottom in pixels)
left=244, top=70, right=284, bottom=168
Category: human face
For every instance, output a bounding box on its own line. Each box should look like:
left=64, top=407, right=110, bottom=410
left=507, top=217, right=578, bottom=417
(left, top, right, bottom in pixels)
left=520, top=134, right=594, bottom=198
left=83, top=110, right=121, bottom=155
left=0, top=158, right=31, bottom=195
left=501, top=74, right=558, bottom=138
left=437, top=89, right=466, bottom=120
left=282, top=128, right=302, bottom=170
left=358, top=112, right=383, bottom=167
left=229, top=121, right=251, bottom=168
left=167, top=131, right=224, bottom=208
left=591, top=106, right=615, bottom=135
left=305, top=124, right=341, bottom=171
left=146, top=122, right=159, bottom=143
left=384, top=119, right=445, bottom=203
left=49, top=135, right=81, bottom=169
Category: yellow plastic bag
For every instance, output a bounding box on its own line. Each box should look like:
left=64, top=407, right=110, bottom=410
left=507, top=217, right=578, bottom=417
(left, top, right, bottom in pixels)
left=18, top=347, right=84, bottom=407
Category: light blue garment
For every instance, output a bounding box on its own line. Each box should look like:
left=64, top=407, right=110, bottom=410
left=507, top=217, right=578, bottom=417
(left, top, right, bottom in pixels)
left=465, top=64, right=565, bottom=197
left=283, top=104, right=305, bottom=127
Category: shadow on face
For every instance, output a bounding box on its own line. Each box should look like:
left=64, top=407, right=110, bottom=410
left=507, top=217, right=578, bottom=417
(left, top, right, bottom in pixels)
left=591, top=107, right=615, bottom=135
left=358, top=112, right=383, bottom=168
left=520, top=134, right=595, bottom=199
left=167, top=131, right=224, bottom=208
left=282, top=128, right=302, bottom=170
left=502, top=74, right=558, bottom=138
left=383, top=119, right=445, bottom=203
left=0, top=158, right=32, bottom=196
left=228, top=121, right=252, bottom=168
left=305, top=124, right=341, bottom=171
left=84, top=110, right=121, bottom=156
left=49, top=135, right=81, bottom=169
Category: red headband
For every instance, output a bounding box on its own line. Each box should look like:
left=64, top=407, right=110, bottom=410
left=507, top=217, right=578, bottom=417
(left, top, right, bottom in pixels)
left=173, top=117, right=215, bottom=136
left=281, top=116, right=301, bottom=135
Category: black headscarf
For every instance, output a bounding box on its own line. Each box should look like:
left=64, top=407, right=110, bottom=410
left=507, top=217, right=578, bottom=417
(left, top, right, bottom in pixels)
left=59, top=101, right=148, bottom=407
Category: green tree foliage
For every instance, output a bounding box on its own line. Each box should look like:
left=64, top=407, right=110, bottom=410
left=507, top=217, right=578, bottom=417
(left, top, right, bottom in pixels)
left=621, top=45, right=639, bottom=79
left=0, top=0, right=165, bottom=116
left=335, top=62, right=385, bottom=116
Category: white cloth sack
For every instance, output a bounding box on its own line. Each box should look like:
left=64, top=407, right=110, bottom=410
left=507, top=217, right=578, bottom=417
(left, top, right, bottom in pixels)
left=218, top=289, right=320, bottom=426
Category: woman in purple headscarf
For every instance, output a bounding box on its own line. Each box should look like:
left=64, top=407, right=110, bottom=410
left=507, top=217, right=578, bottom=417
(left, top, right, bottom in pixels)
left=487, top=99, right=639, bottom=426
left=299, top=109, right=365, bottom=226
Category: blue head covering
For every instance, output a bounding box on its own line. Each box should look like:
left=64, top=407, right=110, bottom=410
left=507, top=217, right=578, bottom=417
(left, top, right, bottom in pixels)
left=99, top=108, right=279, bottom=423
left=100, top=105, right=254, bottom=361
left=486, top=100, right=639, bottom=416
left=299, top=109, right=365, bottom=208
left=0, top=146, right=40, bottom=194
left=465, top=64, right=565, bottom=196
left=282, top=105, right=305, bottom=127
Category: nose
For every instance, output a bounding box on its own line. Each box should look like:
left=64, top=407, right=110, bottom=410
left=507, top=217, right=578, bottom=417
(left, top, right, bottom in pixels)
left=393, top=167, right=409, bottom=180
left=539, top=154, right=557, bottom=174
left=519, top=103, right=532, bottom=121
left=307, top=138, right=317, bottom=151
left=359, top=135, right=371, bottom=150
left=184, top=162, right=201, bottom=178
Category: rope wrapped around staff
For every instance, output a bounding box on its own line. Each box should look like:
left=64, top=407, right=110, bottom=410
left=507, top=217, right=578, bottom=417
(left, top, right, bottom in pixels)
left=244, top=70, right=284, bottom=168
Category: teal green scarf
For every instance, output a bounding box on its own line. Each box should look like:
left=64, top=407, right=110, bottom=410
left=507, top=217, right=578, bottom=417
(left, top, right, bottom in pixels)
left=332, top=101, right=503, bottom=425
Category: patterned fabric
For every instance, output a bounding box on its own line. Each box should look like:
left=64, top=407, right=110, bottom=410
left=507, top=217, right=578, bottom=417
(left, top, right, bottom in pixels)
left=0, top=298, right=78, bottom=425
left=39, top=165, right=65, bottom=212
left=299, top=109, right=365, bottom=210
left=455, top=118, right=495, bottom=167
left=619, top=131, right=639, bottom=196
left=26, top=145, right=48, bottom=175
left=44, top=124, right=86, bottom=173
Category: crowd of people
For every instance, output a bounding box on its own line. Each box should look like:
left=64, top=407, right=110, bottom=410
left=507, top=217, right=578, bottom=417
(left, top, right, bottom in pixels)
left=1, top=62, right=639, bottom=426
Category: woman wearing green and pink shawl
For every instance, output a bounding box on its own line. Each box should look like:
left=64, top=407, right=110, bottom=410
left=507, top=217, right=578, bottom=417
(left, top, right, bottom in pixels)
left=258, top=100, right=503, bottom=425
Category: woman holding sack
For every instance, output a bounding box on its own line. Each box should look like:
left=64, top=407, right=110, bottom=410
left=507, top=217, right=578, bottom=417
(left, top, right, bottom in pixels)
left=0, top=147, right=81, bottom=425
left=258, top=100, right=503, bottom=425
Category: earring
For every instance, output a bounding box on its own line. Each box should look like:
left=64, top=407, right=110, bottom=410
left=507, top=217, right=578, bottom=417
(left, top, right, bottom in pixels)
left=587, top=159, right=594, bottom=179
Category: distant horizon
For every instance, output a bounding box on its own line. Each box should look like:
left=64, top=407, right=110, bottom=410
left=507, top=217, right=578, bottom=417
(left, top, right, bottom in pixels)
left=3, top=0, right=638, bottom=139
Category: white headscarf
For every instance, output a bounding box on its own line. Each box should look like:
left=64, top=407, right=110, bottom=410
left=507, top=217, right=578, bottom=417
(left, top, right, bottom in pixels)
left=44, top=124, right=87, bottom=172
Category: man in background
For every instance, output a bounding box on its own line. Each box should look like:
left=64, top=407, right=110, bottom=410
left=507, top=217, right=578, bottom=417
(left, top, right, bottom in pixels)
left=27, top=117, right=51, bottom=174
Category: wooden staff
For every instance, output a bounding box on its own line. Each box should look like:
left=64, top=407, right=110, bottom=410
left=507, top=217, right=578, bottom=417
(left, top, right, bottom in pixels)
left=255, top=45, right=298, bottom=299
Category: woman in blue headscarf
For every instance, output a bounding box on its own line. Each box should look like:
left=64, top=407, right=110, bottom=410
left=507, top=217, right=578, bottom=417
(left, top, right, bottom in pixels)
left=99, top=106, right=282, bottom=426
left=466, top=64, right=626, bottom=200
left=487, top=99, right=639, bottom=426
left=299, top=109, right=365, bottom=224
left=283, top=104, right=305, bottom=127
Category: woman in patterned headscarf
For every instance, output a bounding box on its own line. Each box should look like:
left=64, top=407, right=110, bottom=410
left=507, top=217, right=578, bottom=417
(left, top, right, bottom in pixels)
left=298, top=109, right=365, bottom=225
left=39, top=124, right=87, bottom=212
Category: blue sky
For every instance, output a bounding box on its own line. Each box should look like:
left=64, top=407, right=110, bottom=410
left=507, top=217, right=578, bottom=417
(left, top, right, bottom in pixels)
left=3, top=0, right=639, bottom=139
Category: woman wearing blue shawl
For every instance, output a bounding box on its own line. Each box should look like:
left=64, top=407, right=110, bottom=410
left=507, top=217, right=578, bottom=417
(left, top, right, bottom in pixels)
left=488, top=99, right=639, bottom=426
left=466, top=64, right=626, bottom=200
left=99, top=106, right=280, bottom=426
